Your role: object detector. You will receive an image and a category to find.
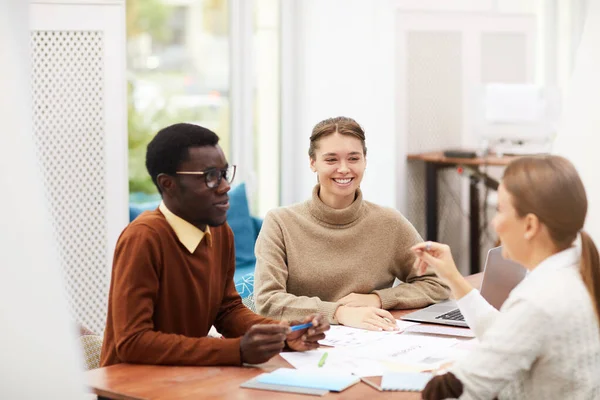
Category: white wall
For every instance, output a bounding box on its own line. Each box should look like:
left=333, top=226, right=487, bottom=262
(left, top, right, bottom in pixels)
left=553, top=0, right=600, bottom=242
left=281, top=0, right=543, bottom=210
left=0, top=1, right=84, bottom=397
left=281, top=0, right=397, bottom=208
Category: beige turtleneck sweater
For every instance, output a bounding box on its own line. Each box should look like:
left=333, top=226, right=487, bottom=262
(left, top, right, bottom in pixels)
left=254, top=185, right=449, bottom=323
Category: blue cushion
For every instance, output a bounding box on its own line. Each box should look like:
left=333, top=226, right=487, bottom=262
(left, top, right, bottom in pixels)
left=130, top=201, right=160, bottom=221
left=234, top=272, right=255, bottom=299
left=227, top=183, right=256, bottom=266
left=233, top=261, right=255, bottom=283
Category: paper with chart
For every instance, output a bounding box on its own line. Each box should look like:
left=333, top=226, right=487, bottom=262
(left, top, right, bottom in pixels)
left=283, top=334, right=462, bottom=377
left=319, top=320, right=420, bottom=347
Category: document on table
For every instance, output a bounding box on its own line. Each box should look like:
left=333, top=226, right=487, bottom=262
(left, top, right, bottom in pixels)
left=283, top=334, right=461, bottom=377
left=319, top=320, right=420, bottom=347
left=280, top=349, right=387, bottom=377
left=351, top=334, right=459, bottom=364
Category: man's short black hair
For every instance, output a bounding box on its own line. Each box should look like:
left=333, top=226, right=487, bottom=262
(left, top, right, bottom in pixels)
left=146, top=123, right=220, bottom=193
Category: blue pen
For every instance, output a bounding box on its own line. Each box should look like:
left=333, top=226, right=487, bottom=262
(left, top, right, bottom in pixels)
left=289, top=322, right=314, bottom=332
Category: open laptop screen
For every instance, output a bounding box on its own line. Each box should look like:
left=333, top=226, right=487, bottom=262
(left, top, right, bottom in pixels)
left=479, top=247, right=528, bottom=310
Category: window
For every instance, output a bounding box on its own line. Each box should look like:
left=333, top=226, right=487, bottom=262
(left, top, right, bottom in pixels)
left=127, top=0, right=282, bottom=216
left=127, top=0, right=230, bottom=196
left=253, top=0, right=280, bottom=215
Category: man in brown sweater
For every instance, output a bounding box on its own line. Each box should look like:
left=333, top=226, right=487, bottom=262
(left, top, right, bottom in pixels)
left=101, top=123, right=328, bottom=367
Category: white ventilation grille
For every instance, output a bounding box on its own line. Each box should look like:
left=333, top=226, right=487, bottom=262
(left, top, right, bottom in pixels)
left=405, top=31, right=469, bottom=272
left=31, top=31, right=108, bottom=334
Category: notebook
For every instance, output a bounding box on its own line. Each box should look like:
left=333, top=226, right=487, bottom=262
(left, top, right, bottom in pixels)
left=380, top=372, right=433, bottom=392
left=254, top=368, right=360, bottom=392
left=240, top=376, right=328, bottom=396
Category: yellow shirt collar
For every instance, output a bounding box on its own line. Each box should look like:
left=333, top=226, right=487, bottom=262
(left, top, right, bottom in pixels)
left=159, top=201, right=212, bottom=253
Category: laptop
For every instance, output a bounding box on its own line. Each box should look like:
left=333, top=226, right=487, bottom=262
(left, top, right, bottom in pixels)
left=401, top=247, right=527, bottom=327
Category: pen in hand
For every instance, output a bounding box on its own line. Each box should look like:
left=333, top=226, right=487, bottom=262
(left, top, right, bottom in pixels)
left=289, top=322, right=314, bottom=332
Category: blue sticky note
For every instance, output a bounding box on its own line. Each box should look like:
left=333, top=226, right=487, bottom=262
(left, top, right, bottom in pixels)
left=255, top=368, right=360, bottom=392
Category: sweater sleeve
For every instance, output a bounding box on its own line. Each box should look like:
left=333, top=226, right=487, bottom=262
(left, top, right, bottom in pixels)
left=254, top=212, right=342, bottom=323
left=456, top=289, right=499, bottom=338
left=449, top=297, right=549, bottom=400
left=109, top=225, right=243, bottom=366
left=372, top=214, right=450, bottom=309
left=214, top=226, right=278, bottom=337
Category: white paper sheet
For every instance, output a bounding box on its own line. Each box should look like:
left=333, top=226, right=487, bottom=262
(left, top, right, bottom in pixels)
left=284, top=329, right=467, bottom=377
left=280, top=349, right=386, bottom=377
left=319, top=320, right=420, bottom=347
left=351, top=334, right=458, bottom=364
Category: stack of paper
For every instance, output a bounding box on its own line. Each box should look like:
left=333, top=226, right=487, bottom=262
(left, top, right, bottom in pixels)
left=380, top=372, right=433, bottom=392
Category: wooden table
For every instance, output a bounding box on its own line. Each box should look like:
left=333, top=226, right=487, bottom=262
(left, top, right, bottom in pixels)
left=407, top=151, right=518, bottom=274
left=87, top=274, right=482, bottom=400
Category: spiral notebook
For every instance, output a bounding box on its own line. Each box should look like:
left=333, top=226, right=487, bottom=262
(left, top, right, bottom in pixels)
left=380, top=372, right=433, bottom=392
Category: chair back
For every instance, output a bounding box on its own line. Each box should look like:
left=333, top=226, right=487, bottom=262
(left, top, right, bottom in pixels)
left=79, top=334, right=103, bottom=370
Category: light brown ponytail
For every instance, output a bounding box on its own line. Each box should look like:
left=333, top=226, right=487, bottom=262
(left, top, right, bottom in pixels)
left=580, top=231, right=600, bottom=324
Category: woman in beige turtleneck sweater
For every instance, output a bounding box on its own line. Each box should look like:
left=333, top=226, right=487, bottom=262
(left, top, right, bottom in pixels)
left=254, top=116, right=449, bottom=330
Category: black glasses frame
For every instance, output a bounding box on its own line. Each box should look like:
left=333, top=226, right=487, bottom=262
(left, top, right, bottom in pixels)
left=176, top=165, right=236, bottom=188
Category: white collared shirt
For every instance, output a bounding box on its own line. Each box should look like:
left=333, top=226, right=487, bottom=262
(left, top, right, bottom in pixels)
left=451, top=247, right=600, bottom=400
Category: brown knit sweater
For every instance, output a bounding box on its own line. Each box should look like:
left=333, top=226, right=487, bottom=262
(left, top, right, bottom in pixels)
left=254, top=185, right=449, bottom=323
left=100, top=210, right=275, bottom=367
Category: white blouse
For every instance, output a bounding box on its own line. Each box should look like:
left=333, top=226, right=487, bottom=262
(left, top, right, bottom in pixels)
left=450, top=247, right=600, bottom=400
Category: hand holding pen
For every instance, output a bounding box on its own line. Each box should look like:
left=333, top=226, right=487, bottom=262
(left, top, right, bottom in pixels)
left=284, top=314, right=330, bottom=352
left=411, top=241, right=461, bottom=282
left=411, top=241, right=473, bottom=300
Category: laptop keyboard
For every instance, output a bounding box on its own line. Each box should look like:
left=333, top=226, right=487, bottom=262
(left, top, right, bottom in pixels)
left=436, top=309, right=465, bottom=322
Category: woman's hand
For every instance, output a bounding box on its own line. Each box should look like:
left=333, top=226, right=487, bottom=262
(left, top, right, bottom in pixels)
left=411, top=241, right=473, bottom=300
left=411, top=241, right=461, bottom=283
left=334, top=305, right=398, bottom=331
left=337, top=293, right=382, bottom=308
left=284, top=314, right=329, bottom=352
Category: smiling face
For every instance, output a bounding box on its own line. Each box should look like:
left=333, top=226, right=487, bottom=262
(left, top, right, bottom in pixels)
left=310, top=132, right=366, bottom=209
left=158, top=145, right=231, bottom=230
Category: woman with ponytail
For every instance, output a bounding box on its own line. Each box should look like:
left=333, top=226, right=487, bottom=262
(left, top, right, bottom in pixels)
left=414, top=155, right=600, bottom=400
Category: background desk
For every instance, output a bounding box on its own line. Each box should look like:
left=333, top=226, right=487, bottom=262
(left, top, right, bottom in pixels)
left=86, top=275, right=482, bottom=400
left=407, top=151, right=517, bottom=274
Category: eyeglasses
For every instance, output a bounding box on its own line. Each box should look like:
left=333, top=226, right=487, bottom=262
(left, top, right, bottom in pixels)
left=176, top=165, right=236, bottom=188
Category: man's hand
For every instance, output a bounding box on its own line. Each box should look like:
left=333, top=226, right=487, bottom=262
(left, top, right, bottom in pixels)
left=334, top=305, right=398, bottom=331
left=240, top=324, right=289, bottom=364
left=284, top=314, right=330, bottom=352
left=337, top=293, right=382, bottom=308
